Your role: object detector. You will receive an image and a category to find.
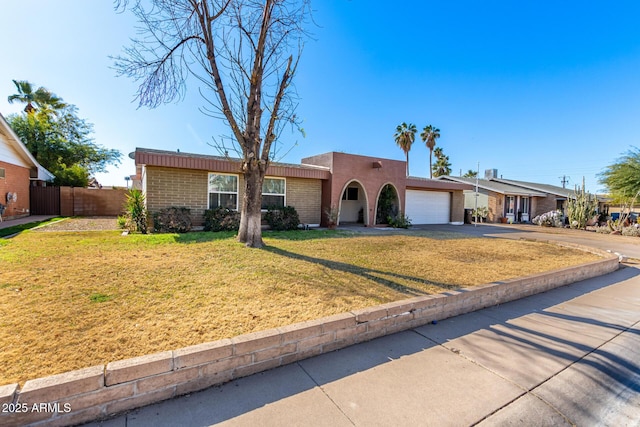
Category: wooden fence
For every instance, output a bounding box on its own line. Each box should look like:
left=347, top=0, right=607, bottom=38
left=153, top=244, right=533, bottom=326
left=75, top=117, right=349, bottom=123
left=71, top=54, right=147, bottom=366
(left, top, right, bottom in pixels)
left=30, top=186, right=127, bottom=216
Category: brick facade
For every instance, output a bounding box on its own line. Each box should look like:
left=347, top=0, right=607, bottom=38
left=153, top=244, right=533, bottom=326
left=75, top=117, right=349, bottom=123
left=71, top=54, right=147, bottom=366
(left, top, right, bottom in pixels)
left=144, top=167, right=210, bottom=226
left=144, top=166, right=322, bottom=226
left=286, top=178, right=322, bottom=225
left=137, top=149, right=471, bottom=228
left=0, top=160, right=31, bottom=220
left=532, top=194, right=560, bottom=218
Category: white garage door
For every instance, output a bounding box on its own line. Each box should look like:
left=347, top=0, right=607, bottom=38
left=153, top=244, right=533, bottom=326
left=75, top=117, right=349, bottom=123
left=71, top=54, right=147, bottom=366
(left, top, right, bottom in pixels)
left=405, top=190, right=451, bottom=224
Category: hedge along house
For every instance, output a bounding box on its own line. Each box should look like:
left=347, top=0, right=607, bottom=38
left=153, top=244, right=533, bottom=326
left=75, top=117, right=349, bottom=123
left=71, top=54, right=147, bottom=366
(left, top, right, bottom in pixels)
left=132, top=148, right=471, bottom=228
left=0, top=113, right=55, bottom=221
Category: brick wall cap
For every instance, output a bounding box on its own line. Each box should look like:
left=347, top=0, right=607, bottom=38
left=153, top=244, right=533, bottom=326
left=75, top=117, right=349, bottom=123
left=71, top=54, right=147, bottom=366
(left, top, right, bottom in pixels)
left=106, top=351, right=173, bottom=385
left=20, top=365, right=104, bottom=398
left=0, top=383, right=18, bottom=401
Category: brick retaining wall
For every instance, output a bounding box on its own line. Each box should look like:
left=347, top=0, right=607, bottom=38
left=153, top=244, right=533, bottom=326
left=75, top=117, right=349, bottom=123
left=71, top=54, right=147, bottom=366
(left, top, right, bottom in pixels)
left=0, top=249, right=619, bottom=427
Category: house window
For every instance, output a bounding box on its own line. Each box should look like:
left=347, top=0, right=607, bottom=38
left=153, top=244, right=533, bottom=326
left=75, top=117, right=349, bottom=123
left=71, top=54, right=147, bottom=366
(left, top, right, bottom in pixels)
left=0, top=168, right=4, bottom=179
left=342, top=187, right=358, bottom=201
left=507, top=196, right=515, bottom=214
left=261, top=177, right=285, bottom=209
left=521, top=197, right=529, bottom=214
left=208, top=173, right=238, bottom=209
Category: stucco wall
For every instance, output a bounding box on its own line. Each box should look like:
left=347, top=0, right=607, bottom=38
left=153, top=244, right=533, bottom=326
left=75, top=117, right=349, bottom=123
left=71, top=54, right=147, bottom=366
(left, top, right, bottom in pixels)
left=302, top=152, right=407, bottom=226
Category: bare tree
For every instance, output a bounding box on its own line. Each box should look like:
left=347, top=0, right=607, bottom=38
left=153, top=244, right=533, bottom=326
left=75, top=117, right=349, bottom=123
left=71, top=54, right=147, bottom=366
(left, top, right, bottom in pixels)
left=113, top=0, right=310, bottom=247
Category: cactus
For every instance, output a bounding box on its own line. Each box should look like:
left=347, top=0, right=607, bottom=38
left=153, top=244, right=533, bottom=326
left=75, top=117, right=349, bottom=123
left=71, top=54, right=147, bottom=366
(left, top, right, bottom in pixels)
left=566, top=177, right=598, bottom=229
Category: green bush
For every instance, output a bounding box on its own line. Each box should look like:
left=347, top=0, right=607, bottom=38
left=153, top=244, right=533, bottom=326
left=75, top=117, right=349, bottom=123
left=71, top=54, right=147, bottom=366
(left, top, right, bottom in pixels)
left=153, top=207, right=192, bottom=233
left=123, top=189, right=148, bottom=234
left=265, top=206, right=300, bottom=231
left=117, top=215, right=128, bottom=230
left=388, top=212, right=412, bottom=229
left=204, top=207, right=240, bottom=231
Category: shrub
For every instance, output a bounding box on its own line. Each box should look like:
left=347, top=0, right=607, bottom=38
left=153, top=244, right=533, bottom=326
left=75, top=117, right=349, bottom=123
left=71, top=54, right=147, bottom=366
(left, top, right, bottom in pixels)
left=204, top=207, right=240, bottom=231
left=116, top=215, right=128, bottom=230
left=532, top=210, right=563, bottom=228
left=621, top=225, right=640, bottom=237
left=153, top=207, right=192, bottom=233
left=388, top=213, right=412, bottom=229
left=594, top=225, right=611, bottom=234
left=265, top=206, right=300, bottom=231
left=123, top=189, right=148, bottom=233
left=472, top=206, right=489, bottom=222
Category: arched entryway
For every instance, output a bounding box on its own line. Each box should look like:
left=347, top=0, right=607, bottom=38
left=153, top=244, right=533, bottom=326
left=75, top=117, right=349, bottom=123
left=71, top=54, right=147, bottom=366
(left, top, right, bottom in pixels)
left=375, top=183, right=400, bottom=225
left=338, top=180, right=368, bottom=225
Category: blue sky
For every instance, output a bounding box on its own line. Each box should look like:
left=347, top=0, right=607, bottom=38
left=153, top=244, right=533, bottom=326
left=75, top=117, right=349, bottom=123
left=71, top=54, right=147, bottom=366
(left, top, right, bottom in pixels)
left=1, top=1, right=639, bottom=193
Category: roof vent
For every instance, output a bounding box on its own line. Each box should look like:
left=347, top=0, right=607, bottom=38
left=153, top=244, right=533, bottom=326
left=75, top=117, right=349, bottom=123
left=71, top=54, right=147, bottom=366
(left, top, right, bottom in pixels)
left=484, top=169, right=498, bottom=180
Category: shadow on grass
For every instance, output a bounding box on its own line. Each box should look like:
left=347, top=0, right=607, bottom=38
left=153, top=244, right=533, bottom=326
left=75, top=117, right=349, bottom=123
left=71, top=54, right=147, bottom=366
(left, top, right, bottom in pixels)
left=264, top=245, right=457, bottom=297
left=169, top=229, right=355, bottom=244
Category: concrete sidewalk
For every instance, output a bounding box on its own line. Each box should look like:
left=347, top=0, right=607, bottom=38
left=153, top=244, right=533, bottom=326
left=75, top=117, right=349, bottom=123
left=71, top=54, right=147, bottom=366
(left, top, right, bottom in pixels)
left=0, top=215, right=55, bottom=230
left=86, top=264, right=640, bottom=427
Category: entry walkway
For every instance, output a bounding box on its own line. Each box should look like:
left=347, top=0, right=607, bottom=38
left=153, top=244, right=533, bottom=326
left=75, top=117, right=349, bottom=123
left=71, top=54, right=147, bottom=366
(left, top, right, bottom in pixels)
left=0, top=215, right=55, bottom=230
left=86, top=262, right=640, bottom=426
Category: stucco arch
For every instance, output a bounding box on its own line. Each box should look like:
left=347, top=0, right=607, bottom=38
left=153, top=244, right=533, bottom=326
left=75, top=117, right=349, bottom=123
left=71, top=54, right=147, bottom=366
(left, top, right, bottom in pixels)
left=374, top=182, right=401, bottom=225
left=338, top=179, right=369, bottom=225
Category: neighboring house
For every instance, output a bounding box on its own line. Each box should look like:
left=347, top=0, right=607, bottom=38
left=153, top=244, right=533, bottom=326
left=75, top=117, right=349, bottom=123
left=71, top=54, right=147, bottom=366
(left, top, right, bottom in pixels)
left=0, top=113, right=55, bottom=221
left=132, top=148, right=471, bottom=227
left=440, top=169, right=599, bottom=223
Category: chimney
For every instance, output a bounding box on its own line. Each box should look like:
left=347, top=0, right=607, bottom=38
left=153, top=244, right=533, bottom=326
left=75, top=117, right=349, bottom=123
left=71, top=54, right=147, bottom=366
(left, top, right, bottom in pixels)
left=484, top=169, right=498, bottom=180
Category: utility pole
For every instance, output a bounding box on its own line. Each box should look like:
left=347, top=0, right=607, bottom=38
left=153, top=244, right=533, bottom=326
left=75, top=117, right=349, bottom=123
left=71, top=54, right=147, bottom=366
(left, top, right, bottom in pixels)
left=474, top=162, right=479, bottom=227
left=560, top=175, right=569, bottom=189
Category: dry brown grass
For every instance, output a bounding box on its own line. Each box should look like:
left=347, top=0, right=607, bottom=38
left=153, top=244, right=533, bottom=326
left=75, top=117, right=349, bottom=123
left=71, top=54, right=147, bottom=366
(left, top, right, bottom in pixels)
left=0, top=228, right=600, bottom=385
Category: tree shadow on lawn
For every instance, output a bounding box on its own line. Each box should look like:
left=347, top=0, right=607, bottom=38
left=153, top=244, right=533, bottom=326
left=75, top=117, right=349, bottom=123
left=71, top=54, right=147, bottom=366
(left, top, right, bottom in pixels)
left=170, top=229, right=354, bottom=244
left=264, top=245, right=458, bottom=297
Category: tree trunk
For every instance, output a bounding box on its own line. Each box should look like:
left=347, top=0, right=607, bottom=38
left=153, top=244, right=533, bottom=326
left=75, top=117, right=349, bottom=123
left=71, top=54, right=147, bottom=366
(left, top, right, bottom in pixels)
left=429, top=150, right=433, bottom=179
left=238, top=163, right=266, bottom=248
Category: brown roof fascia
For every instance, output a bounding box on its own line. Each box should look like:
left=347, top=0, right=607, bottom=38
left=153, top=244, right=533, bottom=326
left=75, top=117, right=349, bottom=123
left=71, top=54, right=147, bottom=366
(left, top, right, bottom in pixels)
left=135, top=149, right=330, bottom=180
left=405, top=177, right=473, bottom=191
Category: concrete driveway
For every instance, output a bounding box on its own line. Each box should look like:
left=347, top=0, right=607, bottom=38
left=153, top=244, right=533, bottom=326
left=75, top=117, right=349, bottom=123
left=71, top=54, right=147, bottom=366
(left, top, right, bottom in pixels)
left=84, top=224, right=640, bottom=427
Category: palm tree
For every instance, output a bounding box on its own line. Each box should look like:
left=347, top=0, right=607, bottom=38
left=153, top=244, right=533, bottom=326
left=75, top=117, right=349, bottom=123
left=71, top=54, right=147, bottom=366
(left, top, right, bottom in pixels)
left=394, top=122, right=417, bottom=176
left=432, top=147, right=452, bottom=177
left=8, top=80, right=65, bottom=114
left=420, top=125, right=440, bottom=179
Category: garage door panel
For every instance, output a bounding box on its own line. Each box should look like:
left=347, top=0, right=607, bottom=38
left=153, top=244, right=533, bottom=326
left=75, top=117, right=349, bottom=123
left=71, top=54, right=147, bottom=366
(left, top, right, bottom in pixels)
left=405, top=190, right=450, bottom=224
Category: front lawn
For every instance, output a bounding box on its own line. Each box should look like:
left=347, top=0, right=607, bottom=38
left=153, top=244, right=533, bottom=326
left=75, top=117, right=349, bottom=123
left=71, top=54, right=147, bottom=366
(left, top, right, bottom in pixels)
left=0, top=229, right=600, bottom=385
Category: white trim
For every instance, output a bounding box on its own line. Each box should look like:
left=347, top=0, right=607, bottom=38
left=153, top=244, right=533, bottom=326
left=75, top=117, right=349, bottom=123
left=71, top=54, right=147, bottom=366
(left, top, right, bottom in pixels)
left=261, top=176, right=286, bottom=210
left=0, top=113, right=55, bottom=181
left=208, top=172, right=239, bottom=210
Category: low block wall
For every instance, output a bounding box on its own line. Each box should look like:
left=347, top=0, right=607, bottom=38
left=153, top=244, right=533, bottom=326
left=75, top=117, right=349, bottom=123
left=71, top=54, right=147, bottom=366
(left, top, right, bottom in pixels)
left=0, top=252, right=619, bottom=427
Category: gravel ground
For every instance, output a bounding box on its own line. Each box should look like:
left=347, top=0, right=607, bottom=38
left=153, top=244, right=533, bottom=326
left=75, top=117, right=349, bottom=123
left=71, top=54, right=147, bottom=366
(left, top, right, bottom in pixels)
left=34, top=217, right=120, bottom=231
